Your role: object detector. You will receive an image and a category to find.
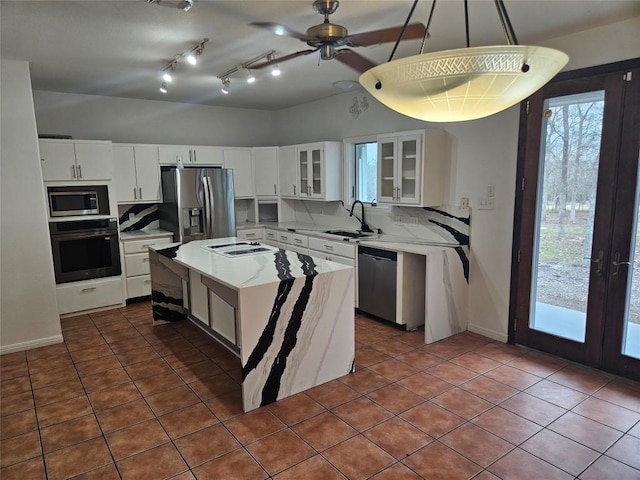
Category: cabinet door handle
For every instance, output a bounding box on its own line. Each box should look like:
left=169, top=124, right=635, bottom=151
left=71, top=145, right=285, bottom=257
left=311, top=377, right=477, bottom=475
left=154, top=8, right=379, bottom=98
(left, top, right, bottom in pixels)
left=188, top=151, right=192, bottom=163
left=71, top=165, right=76, bottom=178
left=139, top=187, right=142, bottom=198
left=77, top=164, right=82, bottom=179
left=193, top=150, right=197, bottom=163
left=133, top=187, right=137, bottom=199
left=274, top=184, right=277, bottom=194
left=293, top=185, right=296, bottom=195
left=81, top=287, right=96, bottom=293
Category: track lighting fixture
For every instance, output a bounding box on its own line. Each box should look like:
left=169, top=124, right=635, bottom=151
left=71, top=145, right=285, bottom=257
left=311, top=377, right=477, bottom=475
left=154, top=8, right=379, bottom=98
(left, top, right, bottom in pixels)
left=155, top=39, right=208, bottom=94
left=221, top=78, right=230, bottom=94
left=216, top=50, right=278, bottom=95
left=159, top=82, right=168, bottom=93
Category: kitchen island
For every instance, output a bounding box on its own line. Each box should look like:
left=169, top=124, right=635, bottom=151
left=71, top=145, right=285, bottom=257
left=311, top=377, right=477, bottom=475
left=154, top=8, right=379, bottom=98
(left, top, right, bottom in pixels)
left=148, top=238, right=355, bottom=412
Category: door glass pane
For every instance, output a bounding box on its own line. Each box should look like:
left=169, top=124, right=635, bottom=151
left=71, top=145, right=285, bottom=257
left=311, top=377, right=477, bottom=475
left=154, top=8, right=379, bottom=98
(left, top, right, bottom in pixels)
left=299, top=150, right=308, bottom=195
left=380, top=141, right=395, bottom=199
left=530, top=91, right=605, bottom=342
left=401, top=139, right=417, bottom=198
left=622, top=175, right=640, bottom=359
left=312, top=148, right=321, bottom=194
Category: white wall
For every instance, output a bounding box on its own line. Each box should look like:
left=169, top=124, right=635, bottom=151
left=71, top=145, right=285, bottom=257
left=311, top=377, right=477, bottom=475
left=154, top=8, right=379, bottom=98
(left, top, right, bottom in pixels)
left=1, top=59, right=62, bottom=353
left=33, top=90, right=279, bottom=146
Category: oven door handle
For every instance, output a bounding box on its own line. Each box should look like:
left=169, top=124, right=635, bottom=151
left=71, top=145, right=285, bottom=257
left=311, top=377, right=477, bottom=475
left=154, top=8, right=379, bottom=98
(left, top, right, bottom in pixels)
left=50, top=230, right=117, bottom=241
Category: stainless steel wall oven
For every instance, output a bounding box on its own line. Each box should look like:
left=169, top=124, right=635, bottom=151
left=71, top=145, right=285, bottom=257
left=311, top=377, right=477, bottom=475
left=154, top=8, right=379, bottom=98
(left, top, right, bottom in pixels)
left=49, top=218, right=121, bottom=284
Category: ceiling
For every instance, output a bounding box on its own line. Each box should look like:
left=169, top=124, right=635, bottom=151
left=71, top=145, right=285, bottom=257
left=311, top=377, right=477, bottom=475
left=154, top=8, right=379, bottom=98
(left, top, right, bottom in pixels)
left=1, top=1, right=638, bottom=110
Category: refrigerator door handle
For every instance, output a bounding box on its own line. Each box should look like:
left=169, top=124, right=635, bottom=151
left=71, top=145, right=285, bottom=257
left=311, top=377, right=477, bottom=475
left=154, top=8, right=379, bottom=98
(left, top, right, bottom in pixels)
left=202, top=175, right=213, bottom=239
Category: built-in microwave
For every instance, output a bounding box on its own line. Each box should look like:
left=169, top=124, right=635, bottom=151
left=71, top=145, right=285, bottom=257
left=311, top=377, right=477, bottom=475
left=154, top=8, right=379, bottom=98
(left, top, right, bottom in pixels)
left=47, top=185, right=110, bottom=217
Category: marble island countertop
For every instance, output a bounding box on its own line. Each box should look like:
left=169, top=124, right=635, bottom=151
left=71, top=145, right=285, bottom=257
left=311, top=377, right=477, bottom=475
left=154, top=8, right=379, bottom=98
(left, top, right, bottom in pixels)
left=151, top=237, right=352, bottom=291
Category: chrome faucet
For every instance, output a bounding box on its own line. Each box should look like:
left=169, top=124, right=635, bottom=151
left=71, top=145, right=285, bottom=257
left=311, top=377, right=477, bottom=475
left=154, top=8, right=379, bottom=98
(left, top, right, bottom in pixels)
left=349, top=200, right=373, bottom=233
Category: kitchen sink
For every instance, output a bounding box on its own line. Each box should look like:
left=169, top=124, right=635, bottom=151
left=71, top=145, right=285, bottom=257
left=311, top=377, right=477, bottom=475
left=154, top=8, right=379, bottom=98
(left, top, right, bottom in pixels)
left=324, top=230, right=374, bottom=239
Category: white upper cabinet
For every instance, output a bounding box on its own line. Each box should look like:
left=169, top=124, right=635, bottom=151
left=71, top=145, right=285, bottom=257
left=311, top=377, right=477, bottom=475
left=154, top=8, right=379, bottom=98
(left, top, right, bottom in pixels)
left=278, top=146, right=298, bottom=198
left=158, top=145, right=224, bottom=166
left=40, top=140, right=113, bottom=181
left=113, top=144, right=161, bottom=203
left=253, top=147, right=279, bottom=198
left=279, top=141, right=341, bottom=201
left=223, top=148, right=254, bottom=198
left=377, top=130, right=447, bottom=207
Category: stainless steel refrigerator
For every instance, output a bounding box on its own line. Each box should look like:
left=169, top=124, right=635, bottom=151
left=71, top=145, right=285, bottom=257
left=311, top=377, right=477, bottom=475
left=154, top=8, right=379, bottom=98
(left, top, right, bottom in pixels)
left=159, top=167, right=236, bottom=243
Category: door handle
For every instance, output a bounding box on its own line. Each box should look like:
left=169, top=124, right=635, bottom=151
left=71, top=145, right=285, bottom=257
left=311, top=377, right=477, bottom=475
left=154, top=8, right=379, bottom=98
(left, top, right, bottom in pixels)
left=77, top=164, right=82, bottom=178
left=612, top=251, right=631, bottom=279
left=71, top=165, right=76, bottom=179
left=585, top=249, right=605, bottom=276
left=139, top=187, right=142, bottom=198
left=133, top=187, right=137, bottom=200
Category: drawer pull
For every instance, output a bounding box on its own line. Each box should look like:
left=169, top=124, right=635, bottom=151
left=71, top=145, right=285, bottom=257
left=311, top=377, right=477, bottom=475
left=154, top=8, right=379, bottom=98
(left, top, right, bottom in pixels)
left=143, top=257, right=149, bottom=262
left=295, top=239, right=302, bottom=244
left=141, top=244, right=153, bottom=248
left=245, top=233, right=256, bottom=237
left=144, top=280, right=151, bottom=284
left=324, top=245, right=334, bottom=251
left=81, top=287, right=96, bottom=293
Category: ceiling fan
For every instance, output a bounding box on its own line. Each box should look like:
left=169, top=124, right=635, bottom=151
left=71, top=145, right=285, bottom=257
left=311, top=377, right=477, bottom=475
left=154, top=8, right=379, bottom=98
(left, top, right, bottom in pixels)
left=249, top=0, right=427, bottom=73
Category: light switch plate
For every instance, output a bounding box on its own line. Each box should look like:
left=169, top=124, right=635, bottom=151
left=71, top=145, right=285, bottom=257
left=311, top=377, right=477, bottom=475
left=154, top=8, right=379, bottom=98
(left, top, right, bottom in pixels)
left=478, top=197, right=495, bottom=210
left=460, top=197, right=469, bottom=208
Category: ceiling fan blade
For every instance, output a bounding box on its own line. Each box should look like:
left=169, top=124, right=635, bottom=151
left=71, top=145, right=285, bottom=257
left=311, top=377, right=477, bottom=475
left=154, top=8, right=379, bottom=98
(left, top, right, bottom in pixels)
left=334, top=49, right=377, bottom=73
left=250, top=49, right=319, bottom=70
left=338, top=22, right=427, bottom=47
left=249, top=22, right=311, bottom=42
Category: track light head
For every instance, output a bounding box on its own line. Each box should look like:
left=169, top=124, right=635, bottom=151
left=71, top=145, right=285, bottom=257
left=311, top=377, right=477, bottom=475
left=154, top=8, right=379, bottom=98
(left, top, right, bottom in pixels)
left=245, top=67, right=256, bottom=84
left=221, top=78, right=230, bottom=94
left=268, top=54, right=281, bottom=76
left=162, top=62, right=176, bottom=82
left=186, top=39, right=208, bottom=66
left=159, top=82, right=168, bottom=93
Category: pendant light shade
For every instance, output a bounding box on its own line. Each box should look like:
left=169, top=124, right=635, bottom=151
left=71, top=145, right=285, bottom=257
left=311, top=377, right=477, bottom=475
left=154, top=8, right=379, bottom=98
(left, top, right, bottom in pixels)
left=358, top=0, right=569, bottom=122
left=359, top=45, right=568, bottom=122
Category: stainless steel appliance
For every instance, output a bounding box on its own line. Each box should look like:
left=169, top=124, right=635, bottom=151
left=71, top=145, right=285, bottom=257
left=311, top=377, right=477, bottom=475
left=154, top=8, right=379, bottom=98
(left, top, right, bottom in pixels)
left=159, top=167, right=236, bottom=243
left=47, top=185, right=110, bottom=217
left=358, top=246, right=397, bottom=322
left=49, top=218, right=121, bottom=284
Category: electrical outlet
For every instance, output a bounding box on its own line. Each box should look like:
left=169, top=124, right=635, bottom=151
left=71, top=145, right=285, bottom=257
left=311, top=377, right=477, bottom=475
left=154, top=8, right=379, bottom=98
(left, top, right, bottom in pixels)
left=487, top=185, right=495, bottom=197
left=460, top=197, right=469, bottom=208
left=128, top=213, right=135, bottom=220
left=394, top=215, right=403, bottom=224
left=478, top=197, right=495, bottom=210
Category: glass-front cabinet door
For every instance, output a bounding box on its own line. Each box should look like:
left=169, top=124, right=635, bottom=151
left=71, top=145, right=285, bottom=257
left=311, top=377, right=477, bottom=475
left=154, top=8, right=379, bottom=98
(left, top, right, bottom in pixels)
left=310, top=146, right=323, bottom=198
left=398, top=134, right=422, bottom=204
left=377, top=138, right=397, bottom=203
left=298, top=148, right=309, bottom=197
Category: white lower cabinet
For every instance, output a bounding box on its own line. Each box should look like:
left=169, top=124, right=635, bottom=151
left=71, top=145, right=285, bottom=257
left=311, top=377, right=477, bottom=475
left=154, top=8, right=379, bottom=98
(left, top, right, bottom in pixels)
left=57, top=277, right=123, bottom=315
left=308, top=237, right=357, bottom=306
left=188, top=270, right=237, bottom=346
left=237, top=228, right=264, bottom=241
left=121, top=233, right=173, bottom=299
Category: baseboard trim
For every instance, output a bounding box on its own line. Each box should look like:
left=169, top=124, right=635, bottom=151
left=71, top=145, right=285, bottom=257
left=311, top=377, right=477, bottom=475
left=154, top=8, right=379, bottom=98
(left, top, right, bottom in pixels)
left=468, top=324, right=508, bottom=343
left=0, top=334, right=64, bottom=355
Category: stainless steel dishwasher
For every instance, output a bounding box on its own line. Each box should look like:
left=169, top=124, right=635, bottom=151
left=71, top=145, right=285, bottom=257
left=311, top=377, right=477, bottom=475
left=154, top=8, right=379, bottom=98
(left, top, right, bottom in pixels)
left=358, top=246, right=397, bottom=322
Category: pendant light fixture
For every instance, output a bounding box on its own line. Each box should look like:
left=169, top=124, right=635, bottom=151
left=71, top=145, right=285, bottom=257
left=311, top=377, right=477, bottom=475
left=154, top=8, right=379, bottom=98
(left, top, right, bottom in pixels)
left=359, top=0, right=569, bottom=122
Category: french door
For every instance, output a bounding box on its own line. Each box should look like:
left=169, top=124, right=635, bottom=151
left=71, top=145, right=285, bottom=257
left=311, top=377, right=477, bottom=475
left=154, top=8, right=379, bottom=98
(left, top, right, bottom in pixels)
left=511, top=60, right=640, bottom=380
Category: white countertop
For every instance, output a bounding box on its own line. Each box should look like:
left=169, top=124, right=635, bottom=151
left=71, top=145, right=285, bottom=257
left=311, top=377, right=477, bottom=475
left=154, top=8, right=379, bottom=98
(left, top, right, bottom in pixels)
left=120, top=229, right=173, bottom=240
left=151, top=237, right=352, bottom=291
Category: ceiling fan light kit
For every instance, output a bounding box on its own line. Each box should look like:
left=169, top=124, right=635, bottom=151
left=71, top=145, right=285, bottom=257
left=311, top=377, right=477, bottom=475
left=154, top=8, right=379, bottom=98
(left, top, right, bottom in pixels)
left=358, top=0, right=569, bottom=122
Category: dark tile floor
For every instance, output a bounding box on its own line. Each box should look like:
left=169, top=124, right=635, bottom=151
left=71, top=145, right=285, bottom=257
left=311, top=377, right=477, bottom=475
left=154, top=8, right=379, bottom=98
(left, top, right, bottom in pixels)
left=1, top=301, right=639, bottom=479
